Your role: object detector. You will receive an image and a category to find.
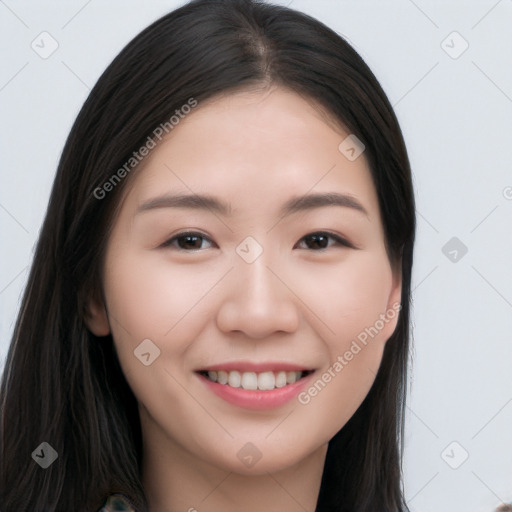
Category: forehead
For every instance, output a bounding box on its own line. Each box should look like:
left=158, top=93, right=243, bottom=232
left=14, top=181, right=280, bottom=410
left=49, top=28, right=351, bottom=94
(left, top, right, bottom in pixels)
left=122, top=86, right=379, bottom=219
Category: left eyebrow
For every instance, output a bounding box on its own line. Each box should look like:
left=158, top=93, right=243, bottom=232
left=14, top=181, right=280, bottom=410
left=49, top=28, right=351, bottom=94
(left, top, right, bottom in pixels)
left=279, top=192, right=368, bottom=218
left=136, top=191, right=369, bottom=218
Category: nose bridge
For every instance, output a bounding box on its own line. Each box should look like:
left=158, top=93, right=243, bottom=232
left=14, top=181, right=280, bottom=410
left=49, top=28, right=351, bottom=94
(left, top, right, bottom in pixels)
left=215, top=238, right=300, bottom=337
left=233, top=233, right=277, bottom=296
left=235, top=243, right=282, bottom=307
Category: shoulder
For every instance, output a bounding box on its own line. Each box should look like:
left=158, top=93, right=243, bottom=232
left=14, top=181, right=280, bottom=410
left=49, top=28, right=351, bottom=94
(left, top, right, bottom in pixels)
left=97, top=493, right=139, bottom=512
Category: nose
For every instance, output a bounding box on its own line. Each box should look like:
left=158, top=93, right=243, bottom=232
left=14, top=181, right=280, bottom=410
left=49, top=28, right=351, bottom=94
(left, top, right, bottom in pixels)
left=215, top=255, right=300, bottom=339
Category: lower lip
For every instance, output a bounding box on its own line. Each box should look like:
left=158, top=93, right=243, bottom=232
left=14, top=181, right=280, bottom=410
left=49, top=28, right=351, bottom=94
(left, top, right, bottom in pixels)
left=197, top=372, right=314, bottom=410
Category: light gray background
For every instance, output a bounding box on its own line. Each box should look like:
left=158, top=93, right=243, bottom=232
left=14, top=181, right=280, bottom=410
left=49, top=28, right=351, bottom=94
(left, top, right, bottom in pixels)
left=1, top=1, right=511, bottom=511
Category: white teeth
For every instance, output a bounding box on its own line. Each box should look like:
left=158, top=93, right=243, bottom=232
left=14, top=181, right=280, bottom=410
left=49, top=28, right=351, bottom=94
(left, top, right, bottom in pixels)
left=228, top=370, right=241, bottom=388
left=275, top=371, right=287, bottom=388
left=204, top=369, right=305, bottom=390
left=241, top=372, right=258, bottom=390
left=217, top=370, right=228, bottom=385
left=257, top=371, right=275, bottom=390
left=286, top=371, right=297, bottom=384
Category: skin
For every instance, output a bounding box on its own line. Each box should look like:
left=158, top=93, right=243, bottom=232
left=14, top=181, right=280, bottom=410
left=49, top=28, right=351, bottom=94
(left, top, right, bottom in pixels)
left=87, top=85, right=401, bottom=512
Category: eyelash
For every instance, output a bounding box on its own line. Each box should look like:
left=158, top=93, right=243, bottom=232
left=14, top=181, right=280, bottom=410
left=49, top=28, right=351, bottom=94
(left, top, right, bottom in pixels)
left=160, top=231, right=355, bottom=251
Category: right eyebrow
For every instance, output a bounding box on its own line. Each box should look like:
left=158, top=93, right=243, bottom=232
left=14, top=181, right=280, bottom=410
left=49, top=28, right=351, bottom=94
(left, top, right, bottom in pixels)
left=137, top=193, right=232, bottom=216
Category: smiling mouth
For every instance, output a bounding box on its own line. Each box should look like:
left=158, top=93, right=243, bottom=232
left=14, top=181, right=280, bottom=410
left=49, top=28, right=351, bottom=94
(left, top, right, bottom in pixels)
left=197, top=369, right=314, bottom=391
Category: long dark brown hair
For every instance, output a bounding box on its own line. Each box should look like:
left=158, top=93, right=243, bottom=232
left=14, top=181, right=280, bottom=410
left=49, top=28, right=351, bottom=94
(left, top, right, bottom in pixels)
left=0, top=1, right=415, bottom=510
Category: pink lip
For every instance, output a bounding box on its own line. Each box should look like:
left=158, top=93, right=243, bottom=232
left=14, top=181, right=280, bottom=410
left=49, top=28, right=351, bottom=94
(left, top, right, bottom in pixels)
left=196, top=370, right=315, bottom=410
left=196, top=361, right=312, bottom=373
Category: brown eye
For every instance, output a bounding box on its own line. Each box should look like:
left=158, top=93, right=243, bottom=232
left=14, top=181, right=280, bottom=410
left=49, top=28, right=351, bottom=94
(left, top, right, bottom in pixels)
left=162, top=232, right=214, bottom=251
left=296, top=232, right=353, bottom=250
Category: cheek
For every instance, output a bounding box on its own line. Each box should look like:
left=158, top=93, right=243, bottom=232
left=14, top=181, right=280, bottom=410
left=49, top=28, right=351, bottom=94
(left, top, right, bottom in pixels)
left=290, top=250, right=396, bottom=348
left=290, top=251, right=396, bottom=414
left=102, top=249, right=229, bottom=399
left=293, top=254, right=395, bottom=438
left=104, top=250, right=222, bottom=340
left=102, top=249, right=224, bottom=410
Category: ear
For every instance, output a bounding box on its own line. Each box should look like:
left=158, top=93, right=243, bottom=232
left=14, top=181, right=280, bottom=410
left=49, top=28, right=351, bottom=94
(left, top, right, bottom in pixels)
left=387, top=259, right=402, bottom=309
left=84, top=295, right=111, bottom=337
left=383, top=259, right=403, bottom=338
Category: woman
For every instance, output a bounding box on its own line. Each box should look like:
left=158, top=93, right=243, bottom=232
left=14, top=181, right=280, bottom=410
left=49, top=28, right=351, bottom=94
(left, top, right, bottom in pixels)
left=0, top=0, right=416, bottom=510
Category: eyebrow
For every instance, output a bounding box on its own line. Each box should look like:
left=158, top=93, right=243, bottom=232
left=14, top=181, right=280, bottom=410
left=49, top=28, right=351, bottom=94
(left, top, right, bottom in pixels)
left=137, top=191, right=368, bottom=218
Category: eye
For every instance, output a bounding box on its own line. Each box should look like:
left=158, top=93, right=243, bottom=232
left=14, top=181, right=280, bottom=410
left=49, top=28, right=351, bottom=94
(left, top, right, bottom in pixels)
left=295, top=231, right=354, bottom=251
left=160, top=230, right=354, bottom=252
left=161, top=231, right=215, bottom=251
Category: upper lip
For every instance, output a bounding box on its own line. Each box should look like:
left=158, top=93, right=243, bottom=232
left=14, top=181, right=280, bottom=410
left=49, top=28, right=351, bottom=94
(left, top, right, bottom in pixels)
left=196, top=361, right=315, bottom=373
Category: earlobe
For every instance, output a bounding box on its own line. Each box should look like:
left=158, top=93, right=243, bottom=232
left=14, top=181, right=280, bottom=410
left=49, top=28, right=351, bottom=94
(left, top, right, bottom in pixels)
left=84, top=297, right=111, bottom=337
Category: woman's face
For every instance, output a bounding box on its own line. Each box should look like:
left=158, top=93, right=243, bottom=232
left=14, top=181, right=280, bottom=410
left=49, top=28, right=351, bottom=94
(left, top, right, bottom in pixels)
left=89, top=86, right=401, bottom=475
